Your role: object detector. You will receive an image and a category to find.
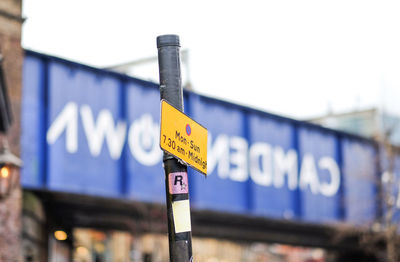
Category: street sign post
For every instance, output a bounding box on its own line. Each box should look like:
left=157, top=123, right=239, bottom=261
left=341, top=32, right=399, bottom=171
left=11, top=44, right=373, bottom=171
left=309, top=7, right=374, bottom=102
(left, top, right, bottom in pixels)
left=157, top=35, right=195, bottom=262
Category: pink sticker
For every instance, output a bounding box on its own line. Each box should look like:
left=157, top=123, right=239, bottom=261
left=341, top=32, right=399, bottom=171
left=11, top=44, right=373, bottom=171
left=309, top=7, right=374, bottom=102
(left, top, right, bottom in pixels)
left=169, top=172, right=189, bottom=194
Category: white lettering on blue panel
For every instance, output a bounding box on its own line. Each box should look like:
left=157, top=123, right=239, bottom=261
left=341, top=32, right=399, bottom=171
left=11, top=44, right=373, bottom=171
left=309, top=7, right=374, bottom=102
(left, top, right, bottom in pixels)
left=47, top=102, right=341, bottom=197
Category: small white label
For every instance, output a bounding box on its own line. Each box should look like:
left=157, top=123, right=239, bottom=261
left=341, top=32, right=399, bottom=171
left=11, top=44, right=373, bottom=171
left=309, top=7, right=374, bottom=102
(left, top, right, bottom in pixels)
left=172, top=200, right=192, bottom=233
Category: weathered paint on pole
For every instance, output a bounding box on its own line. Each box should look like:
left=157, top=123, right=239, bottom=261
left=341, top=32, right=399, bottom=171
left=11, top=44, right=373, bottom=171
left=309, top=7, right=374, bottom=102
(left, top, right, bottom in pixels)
left=157, top=34, right=193, bottom=262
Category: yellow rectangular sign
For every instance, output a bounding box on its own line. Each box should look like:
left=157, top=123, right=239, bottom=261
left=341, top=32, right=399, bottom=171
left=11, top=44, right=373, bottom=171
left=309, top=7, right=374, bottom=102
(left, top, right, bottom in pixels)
left=160, top=100, right=208, bottom=175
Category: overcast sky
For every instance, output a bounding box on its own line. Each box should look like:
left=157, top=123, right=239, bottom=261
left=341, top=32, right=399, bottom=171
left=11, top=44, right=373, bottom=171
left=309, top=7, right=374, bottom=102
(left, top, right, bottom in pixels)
left=21, top=0, right=400, bottom=119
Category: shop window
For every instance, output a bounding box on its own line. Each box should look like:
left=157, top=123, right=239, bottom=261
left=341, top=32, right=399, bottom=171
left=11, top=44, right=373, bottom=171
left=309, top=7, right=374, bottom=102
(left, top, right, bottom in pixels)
left=71, top=229, right=326, bottom=262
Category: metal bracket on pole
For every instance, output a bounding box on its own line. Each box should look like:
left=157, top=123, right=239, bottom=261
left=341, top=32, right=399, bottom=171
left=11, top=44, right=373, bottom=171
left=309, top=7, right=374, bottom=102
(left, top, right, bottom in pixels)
left=157, top=34, right=193, bottom=262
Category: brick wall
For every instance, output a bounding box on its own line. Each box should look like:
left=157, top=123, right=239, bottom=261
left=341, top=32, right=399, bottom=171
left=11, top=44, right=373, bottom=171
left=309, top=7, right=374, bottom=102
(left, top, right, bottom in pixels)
left=0, top=0, right=23, bottom=261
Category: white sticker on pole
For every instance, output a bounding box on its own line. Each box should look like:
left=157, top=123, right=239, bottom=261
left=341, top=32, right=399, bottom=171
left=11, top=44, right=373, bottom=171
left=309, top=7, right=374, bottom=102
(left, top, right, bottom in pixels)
left=172, top=200, right=192, bottom=233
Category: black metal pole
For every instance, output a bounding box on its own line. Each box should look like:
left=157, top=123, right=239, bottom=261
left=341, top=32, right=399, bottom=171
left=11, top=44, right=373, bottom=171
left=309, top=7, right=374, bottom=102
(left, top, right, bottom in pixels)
left=157, top=35, right=193, bottom=262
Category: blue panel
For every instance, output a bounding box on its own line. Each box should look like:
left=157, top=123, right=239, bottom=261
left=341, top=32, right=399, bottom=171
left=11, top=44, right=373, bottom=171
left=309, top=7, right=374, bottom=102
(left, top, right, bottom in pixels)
left=393, top=154, right=400, bottom=223
left=21, top=52, right=385, bottom=227
left=46, top=61, right=122, bottom=196
left=380, top=149, right=400, bottom=224
left=189, top=95, right=248, bottom=213
left=248, top=113, right=295, bottom=219
left=298, top=128, right=341, bottom=223
left=342, top=139, right=377, bottom=225
left=125, top=80, right=164, bottom=203
left=21, top=56, right=45, bottom=187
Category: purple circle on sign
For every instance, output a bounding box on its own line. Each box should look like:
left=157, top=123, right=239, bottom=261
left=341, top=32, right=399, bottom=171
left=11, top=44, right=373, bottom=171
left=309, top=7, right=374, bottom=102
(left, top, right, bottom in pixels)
left=186, top=124, right=191, bottom=136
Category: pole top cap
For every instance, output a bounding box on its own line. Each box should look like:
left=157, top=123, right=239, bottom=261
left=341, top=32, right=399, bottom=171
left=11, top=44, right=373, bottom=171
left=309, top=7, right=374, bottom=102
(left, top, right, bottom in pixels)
left=157, top=35, right=180, bottom=48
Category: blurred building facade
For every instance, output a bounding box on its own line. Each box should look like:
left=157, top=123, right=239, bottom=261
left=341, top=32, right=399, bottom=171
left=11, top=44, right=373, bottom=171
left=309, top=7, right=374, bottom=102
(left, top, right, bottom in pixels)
left=0, top=0, right=24, bottom=261
left=309, top=108, right=400, bottom=146
left=104, top=50, right=193, bottom=90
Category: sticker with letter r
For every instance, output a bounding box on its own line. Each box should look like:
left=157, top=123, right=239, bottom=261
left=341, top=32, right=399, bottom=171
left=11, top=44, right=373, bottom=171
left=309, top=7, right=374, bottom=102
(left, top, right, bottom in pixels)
left=169, top=172, right=189, bottom=194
